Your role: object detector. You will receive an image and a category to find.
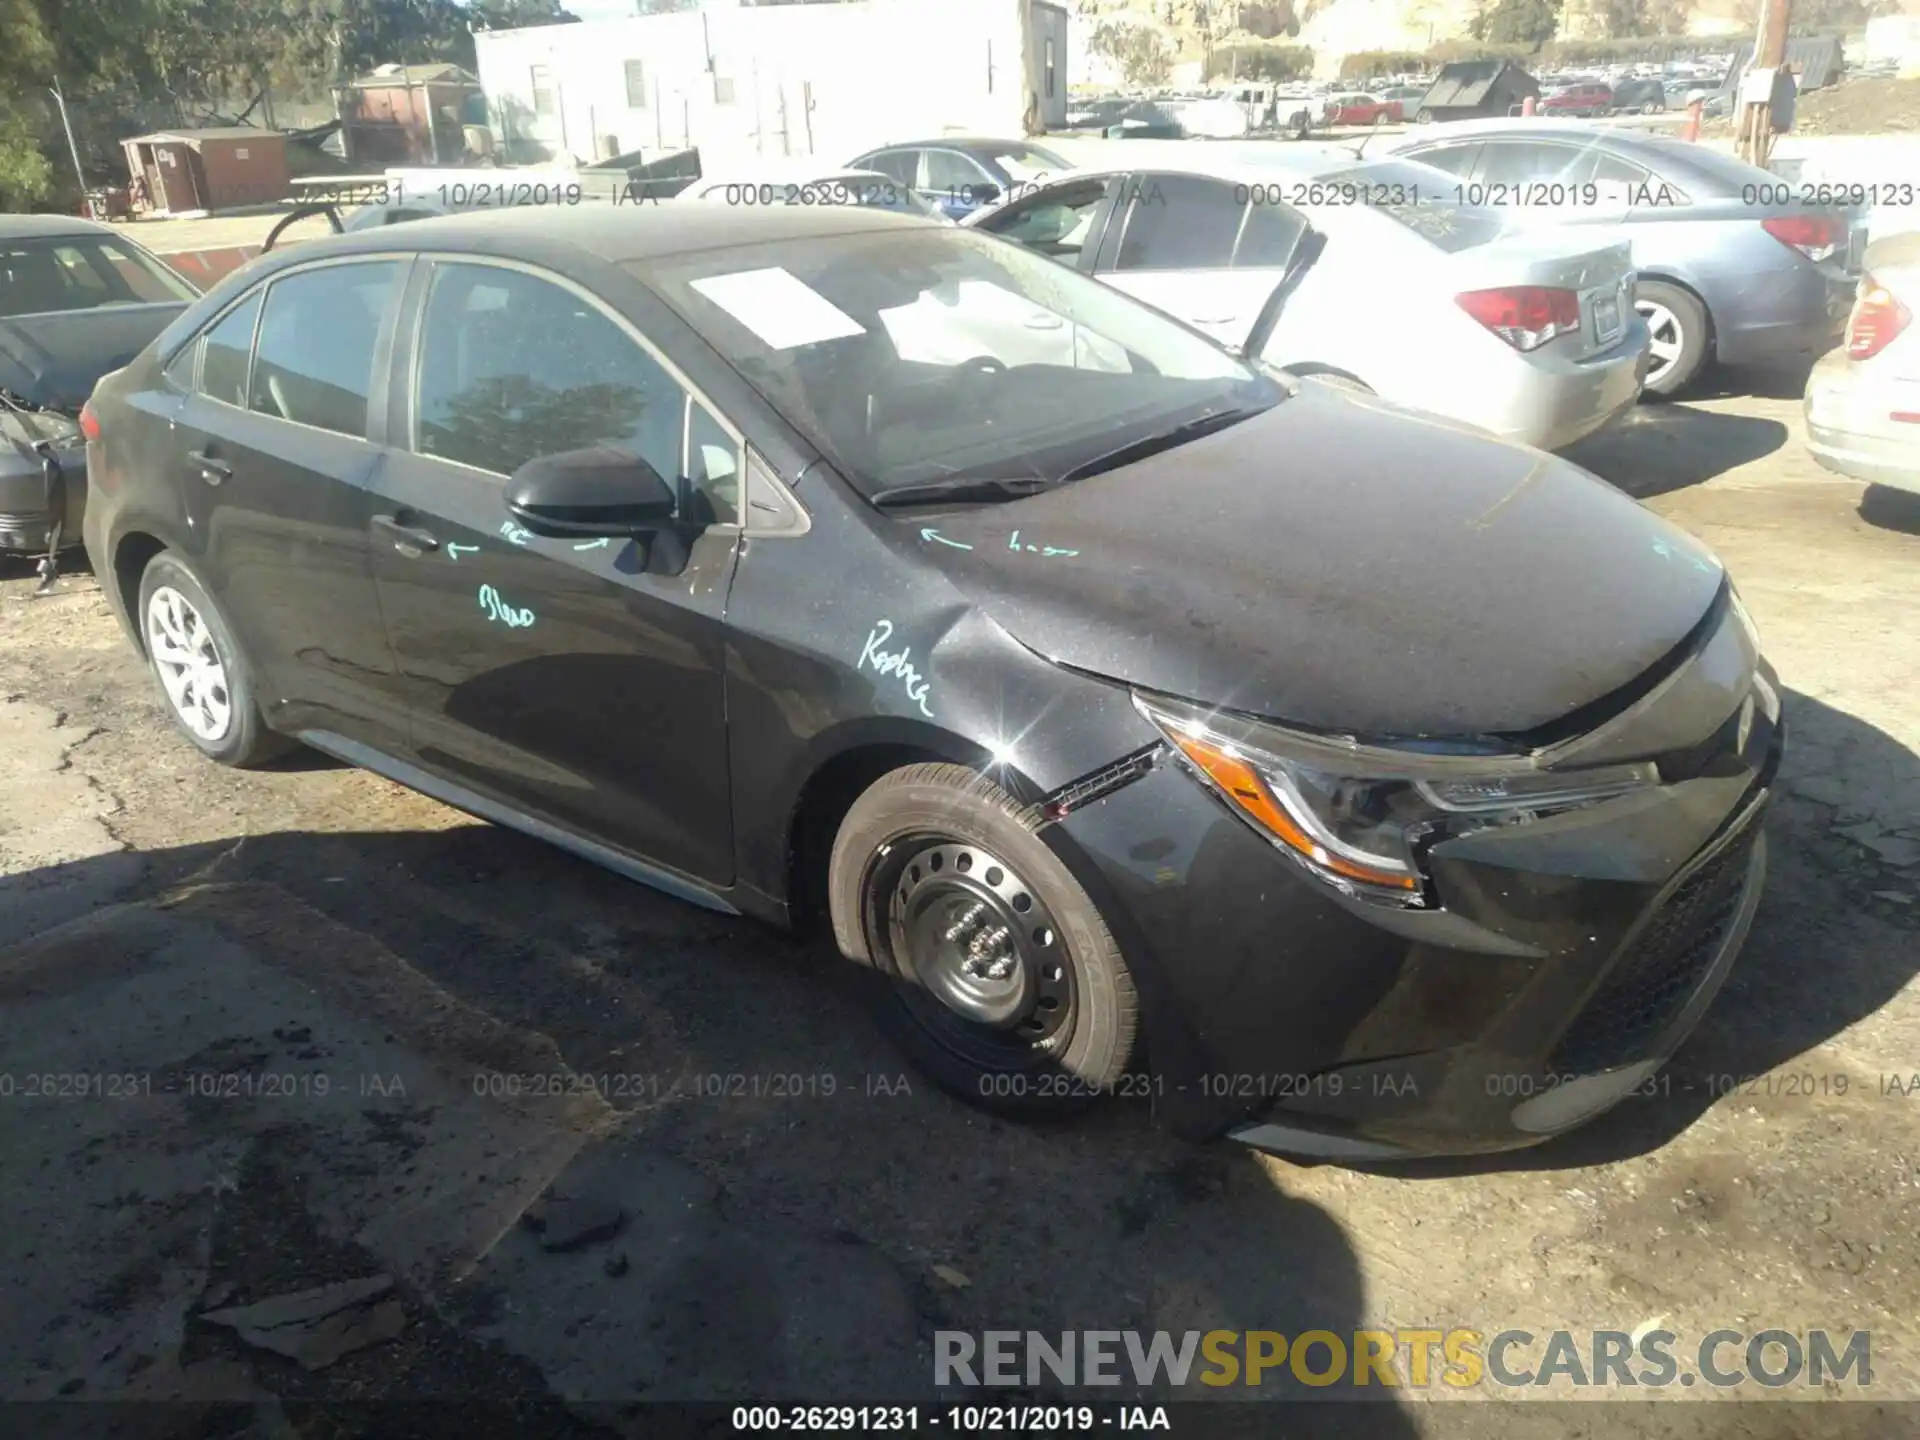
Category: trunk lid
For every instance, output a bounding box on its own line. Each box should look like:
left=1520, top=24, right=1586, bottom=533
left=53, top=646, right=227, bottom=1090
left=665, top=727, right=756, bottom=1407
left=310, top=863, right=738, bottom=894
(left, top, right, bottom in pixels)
left=1446, top=232, right=1636, bottom=359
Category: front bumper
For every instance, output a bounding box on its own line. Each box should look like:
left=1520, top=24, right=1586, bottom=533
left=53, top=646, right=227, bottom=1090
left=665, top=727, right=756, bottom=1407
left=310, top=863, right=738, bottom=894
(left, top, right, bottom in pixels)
left=1047, top=611, right=1783, bottom=1158
left=0, top=441, right=88, bottom=552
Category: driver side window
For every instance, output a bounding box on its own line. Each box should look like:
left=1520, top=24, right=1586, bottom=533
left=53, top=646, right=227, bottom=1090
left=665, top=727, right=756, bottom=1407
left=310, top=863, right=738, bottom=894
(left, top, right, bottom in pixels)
left=411, top=261, right=739, bottom=523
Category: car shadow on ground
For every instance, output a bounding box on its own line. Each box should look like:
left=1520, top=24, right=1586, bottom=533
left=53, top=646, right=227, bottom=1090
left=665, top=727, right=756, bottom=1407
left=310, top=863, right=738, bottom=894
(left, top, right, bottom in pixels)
left=1565, top=404, right=1788, bottom=499
left=0, top=827, right=1420, bottom=1425
left=1356, top=688, right=1920, bottom=1181
left=1687, top=354, right=1820, bottom=404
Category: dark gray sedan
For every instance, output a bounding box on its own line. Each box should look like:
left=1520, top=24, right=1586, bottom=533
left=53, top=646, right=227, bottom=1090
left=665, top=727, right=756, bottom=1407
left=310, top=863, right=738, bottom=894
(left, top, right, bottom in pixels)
left=1387, top=120, right=1865, bottom=394
left=2, top=214, right=197, bottom=564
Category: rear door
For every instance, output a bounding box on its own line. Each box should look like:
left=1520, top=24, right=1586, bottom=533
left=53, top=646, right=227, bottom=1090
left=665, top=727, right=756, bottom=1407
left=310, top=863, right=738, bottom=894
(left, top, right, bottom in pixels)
left=365, top=257, right=740, bottom=885
left=1094, top=172, right=1308, bottom=351
left=165, top=259, right=410, bottom=752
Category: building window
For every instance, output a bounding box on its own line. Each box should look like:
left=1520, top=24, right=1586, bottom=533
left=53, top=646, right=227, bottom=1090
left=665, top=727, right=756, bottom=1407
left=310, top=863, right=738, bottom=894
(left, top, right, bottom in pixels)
left=714, top=74, right=736, bottom=104
left=624, top=59, right=647, bottom=108
left=530, top=64, right=556, bottom=117
left=1045, top=38, right=1056, bottom=98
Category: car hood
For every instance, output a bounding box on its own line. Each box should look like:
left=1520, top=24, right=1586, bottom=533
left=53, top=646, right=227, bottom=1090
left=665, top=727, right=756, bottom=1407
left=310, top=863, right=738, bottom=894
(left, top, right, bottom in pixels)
left=0, top=303, right=186, bottom=412
left=908, top=389, right=1727, bottom=740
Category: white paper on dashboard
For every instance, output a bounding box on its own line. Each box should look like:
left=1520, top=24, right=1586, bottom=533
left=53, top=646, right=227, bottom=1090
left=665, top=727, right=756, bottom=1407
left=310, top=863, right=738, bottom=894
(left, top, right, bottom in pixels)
left=689, top=267, right=867, bottom=350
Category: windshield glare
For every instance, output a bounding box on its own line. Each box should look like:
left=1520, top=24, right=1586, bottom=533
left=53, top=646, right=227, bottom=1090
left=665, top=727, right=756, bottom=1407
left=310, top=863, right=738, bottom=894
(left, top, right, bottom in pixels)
left=1318, top=160, right=1511, bottom=253
left=645, top=226, right=1275, bottom=499
left=0, top=235, right=198, bottom=317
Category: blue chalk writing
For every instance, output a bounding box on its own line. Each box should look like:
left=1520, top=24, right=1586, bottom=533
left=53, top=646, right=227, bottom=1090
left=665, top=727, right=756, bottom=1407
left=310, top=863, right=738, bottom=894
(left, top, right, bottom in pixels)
left=920, top=527, right=973, bottom=551
left=858, top=618, right=934, bottom=719
left=445, top=542, right=479, bottom=561
left=478, top=584, right=536, bottom=628
left=573, top=537, right=612, bottom=551
left=1006, top=528, right=1078, bottom=558
left=500, top=521, right=534, bottom=546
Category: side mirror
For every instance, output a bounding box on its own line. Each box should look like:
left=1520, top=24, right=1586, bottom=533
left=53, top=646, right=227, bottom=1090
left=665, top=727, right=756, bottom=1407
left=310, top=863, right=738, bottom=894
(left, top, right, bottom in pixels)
left=506, top=446, right=679, bottom=538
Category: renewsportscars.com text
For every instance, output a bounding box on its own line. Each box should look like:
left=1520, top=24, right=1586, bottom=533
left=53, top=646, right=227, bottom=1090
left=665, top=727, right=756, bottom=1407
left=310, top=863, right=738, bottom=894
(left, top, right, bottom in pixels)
left=935, top=1328, right=1872, bottom=1391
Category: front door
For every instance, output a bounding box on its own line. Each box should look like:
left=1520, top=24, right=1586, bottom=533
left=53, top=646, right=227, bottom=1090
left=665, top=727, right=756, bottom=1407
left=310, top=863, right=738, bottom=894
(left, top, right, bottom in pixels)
left=167, top=261, right=411, bottom=753
left=367, top=258, right=741, bottom=886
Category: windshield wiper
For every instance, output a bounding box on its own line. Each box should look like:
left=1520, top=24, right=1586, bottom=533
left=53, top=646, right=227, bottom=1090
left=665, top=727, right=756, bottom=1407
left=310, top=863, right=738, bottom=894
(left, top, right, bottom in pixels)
left=1054, top=405, right=1263, bottom=487
left=868, top=475, right=1054, bottom=509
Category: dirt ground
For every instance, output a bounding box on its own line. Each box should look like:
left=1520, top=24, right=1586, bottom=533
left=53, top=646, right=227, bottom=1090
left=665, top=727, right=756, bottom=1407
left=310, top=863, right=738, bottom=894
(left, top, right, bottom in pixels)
left=1702, top=76, right=1920, bottom=138
left=1, top=355, right=1916, bottom=1437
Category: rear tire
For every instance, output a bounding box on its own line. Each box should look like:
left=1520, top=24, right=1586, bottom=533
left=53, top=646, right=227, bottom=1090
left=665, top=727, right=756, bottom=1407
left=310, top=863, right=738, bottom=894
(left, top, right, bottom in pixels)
left=827, top=763, right=1139, bottom=1116
left=1636, top=279, right=1710, bottom=398
left=137, top=552, right=293, bottom=768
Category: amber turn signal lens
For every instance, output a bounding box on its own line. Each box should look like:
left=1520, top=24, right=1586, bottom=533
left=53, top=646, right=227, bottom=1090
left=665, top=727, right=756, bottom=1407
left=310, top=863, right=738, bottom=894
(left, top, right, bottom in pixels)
left=1166, top=729, right=1419, bottom=892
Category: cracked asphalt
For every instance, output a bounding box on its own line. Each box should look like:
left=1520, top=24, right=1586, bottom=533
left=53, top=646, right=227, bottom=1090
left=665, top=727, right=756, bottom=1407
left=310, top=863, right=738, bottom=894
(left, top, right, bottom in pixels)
left=1, top=358, right=1916, bottom=1438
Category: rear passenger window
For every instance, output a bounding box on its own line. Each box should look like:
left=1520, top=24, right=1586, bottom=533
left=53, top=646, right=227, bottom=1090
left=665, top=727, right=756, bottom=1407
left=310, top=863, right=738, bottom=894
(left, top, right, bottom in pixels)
left=1406, top=143, right=1480, bottom=177
left=1476, top=142, right=1584, bottom=186
left=413, top=262, right=687, bottom=488
left=250, top=262, right=398, bottom=437
left=861, top=150, right=919, bottom=187
left=1234, top=199, right=1308, bottom=267
left=1115, top=175, right=1243, bottom=270
left=199, top=291, right=263, bottom=408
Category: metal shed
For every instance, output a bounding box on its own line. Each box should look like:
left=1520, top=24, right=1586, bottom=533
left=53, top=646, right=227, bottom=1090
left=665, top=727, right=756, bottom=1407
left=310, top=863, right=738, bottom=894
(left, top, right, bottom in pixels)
left=120, top=128, right=291, bottom=217
left=1417, top=61, right=1542, bottom=123
left=336, top=63, right=490, bottom=167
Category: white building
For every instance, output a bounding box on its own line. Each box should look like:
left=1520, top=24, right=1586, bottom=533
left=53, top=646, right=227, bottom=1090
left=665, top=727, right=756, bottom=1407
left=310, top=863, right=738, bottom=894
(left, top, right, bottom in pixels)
left=471, top=0, right=1070, bottom=170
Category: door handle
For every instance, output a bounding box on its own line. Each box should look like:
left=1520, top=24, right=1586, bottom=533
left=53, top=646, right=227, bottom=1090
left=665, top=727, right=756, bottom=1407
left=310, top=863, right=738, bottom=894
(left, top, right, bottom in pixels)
left=186, top=449, right=230, bottom=484
left=372, top=512, right=441, bottom=556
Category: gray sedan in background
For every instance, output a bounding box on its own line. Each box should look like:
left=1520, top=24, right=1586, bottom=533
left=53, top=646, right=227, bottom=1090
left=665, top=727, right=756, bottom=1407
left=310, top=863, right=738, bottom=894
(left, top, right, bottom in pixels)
left=965, top=152, right=1649, bottom=452
left=1387, top=120, right=1865, bottom=395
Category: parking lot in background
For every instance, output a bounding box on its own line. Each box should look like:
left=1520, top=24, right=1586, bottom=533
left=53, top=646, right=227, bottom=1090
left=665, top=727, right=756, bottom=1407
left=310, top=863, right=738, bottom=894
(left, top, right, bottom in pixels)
left=2, top=336, right=1915, bottom=1426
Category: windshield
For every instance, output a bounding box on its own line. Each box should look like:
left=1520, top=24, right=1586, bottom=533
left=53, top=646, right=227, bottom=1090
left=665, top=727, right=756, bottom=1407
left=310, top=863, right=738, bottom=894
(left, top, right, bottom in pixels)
left=0, top=235, right=198, bottom=317
left=643, top=225, right=1276, bottom=501
left=1316, top=160, right=1510, bottom=253
left=988, top=144, right=1070, bottom=183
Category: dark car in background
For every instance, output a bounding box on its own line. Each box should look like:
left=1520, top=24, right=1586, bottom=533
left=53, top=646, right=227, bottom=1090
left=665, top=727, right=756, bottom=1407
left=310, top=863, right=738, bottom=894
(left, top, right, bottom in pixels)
left=848, top=137, right=1072, bottom=220
left=1388, top=121, right=1865, bottom=394
left=1610, top=77, right=1668, bottom=112
left=84, top=204, right=1779, bottom=1160
left=1, top=215, right=198, bottom=561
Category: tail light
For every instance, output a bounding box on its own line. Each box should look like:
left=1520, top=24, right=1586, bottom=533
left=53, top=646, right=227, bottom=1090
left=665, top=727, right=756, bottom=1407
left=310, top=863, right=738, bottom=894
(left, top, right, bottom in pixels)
left=1846, top=275, right=1910, bottom=361
left=79, top=398, right=102, bottom=442
left=1456, top=286, right=1581, bottom=352
left=1761, top=215, right=1842, bottom=263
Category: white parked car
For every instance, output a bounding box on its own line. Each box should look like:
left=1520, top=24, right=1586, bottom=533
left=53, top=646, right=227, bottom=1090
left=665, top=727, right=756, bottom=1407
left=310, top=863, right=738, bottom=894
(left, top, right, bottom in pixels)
left=1804, top=235, right=1920, bottom=498
left=963, top=153, right=1651, bottom=452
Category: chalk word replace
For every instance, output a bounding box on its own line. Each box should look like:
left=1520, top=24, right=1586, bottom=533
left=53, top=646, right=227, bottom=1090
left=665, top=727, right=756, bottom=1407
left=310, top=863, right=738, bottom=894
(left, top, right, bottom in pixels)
left=478, top=584, right=536, bottom=629
left=500, top=521, right=534, bottom=546
left=859, top=619, right=935, bottom=718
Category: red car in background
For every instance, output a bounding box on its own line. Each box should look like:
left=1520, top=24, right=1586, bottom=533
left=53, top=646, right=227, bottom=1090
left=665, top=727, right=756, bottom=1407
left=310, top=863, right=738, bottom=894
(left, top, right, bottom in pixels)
left=1542, top=82, right=1614, bottom=116
left=1322, top=93, right=1403, bottom=125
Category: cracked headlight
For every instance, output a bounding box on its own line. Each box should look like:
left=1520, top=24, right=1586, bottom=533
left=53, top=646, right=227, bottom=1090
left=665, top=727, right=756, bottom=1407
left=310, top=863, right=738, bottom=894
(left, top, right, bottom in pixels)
left=1134, top=692, right=1659, bottom=908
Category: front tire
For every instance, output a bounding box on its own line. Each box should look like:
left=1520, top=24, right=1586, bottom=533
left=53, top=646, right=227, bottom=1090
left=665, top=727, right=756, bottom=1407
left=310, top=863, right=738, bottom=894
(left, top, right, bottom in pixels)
left=1636, top=279, right=1710, bottom=398
left=827, top=763, right=1139, bottom=1116
left=137, top=552, right=292, bottom=767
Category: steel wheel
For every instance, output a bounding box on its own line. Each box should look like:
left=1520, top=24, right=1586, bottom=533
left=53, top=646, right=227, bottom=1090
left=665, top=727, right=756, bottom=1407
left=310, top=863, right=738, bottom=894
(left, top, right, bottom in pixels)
left=870, top=835, right=1077, bottom=1068
left=1638, top=298, right=1685, bottom=385
left=144, top=584, right=233, bottom=742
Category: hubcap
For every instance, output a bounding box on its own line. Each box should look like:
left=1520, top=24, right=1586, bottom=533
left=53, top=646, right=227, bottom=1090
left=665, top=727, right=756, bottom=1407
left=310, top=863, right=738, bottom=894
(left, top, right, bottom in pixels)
left=145, top=585, right=233, bottom=742
left=879, top=839, right=1074, bottom=1047
left=1637, top=299, right=1684, bottom=381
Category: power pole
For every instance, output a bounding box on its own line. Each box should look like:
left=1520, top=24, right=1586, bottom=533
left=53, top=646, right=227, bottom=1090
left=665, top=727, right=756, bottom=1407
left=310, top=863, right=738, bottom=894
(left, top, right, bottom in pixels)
left=1737, top=0, right=1792, bottom=168
left=49, top=77, right=94, bottom=220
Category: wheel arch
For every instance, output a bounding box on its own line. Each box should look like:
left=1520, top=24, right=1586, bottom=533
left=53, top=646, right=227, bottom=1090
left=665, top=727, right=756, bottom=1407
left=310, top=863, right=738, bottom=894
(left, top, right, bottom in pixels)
left=1634, top=271, right=1717, bottom=349
left=112, top=530, right=172, bottom=655
left=781, top=722, right=1018, bottom=938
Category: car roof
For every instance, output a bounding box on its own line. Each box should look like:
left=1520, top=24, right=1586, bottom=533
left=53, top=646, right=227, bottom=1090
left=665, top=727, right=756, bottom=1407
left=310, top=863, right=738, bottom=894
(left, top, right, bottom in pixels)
left=285, top=200, right=940, bottom=270
left=692, top=165, right=893, bottom=191
left=982, top=149, right=1429, bottom=195
left=0, top=214, right=117, bottom=240
left=858, top=136, right=1055, bottom=153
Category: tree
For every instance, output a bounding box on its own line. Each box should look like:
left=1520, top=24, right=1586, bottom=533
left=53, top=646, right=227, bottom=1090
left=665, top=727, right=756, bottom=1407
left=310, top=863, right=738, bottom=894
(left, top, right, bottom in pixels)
left=1088, top=17, right=1176, bottom=85
left=1469, top=0, right=1559, bottom=48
